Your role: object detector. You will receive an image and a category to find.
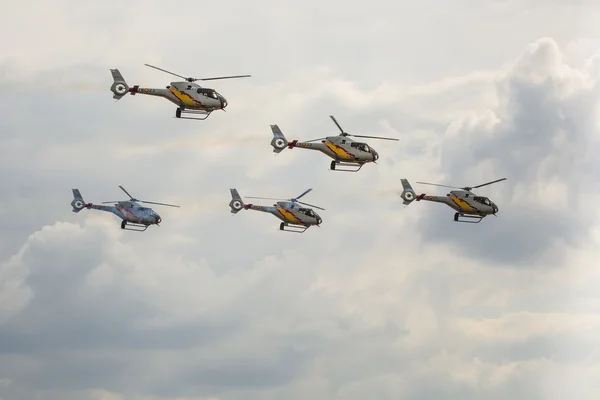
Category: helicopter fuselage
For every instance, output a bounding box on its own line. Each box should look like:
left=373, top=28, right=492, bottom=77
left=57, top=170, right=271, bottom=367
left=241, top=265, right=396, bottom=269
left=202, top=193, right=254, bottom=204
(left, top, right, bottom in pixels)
left=399, top=178, right=504, bottom=223
left=71, top=187, right=178, bottom=232
left=244, top=200, right=322, bottom=226
left=417, top=190, right=498, bottom=216
left=289, top=135, right=378, bottom=164
left=110, top=66, right=249, bottom=120
left=128, top=81, right=226, bottom=111
left=84, top=201, right=162, bottom=225
left=228, top=188, right=323, bottom=233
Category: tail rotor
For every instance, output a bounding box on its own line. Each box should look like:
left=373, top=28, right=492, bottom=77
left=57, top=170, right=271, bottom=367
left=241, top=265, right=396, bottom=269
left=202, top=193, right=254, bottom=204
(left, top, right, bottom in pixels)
left=399, top=179, right=417, bottom=205
left=229, top=188, right=245, bottom=214
left=71, top=189, right=87, bottom=212
left=110, top=69, right=130, bottom=100
left=270, top=125, right=288, bottom=153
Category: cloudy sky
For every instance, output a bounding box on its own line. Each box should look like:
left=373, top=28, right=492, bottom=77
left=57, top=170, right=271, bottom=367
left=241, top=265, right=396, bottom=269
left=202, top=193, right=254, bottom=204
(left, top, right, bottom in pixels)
left=1, top=1, right=599, bottom=399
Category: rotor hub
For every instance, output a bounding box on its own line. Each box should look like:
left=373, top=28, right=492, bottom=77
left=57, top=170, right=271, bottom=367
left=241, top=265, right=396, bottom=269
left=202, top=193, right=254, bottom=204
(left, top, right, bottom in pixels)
left=273, top=138, right=286, bottom=149
left=114, top=83, right=127, bottom=94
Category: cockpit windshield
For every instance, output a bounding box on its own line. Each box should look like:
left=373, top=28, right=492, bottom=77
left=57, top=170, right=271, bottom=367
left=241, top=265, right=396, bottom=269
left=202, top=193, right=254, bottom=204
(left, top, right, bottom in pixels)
left=350, top=142, right=370, bottom=152
left=298, top=208, right=315, bottom=217
left=197, top=88, right=218, bottom=99
left=474, top=196, right=491, bottom=206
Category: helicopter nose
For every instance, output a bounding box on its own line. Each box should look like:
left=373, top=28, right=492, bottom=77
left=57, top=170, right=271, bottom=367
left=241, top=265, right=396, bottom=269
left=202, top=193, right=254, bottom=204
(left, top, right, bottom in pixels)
left=219, top=95, right=227, bottom=108
left=372, top=150, right=379, bottom=161
left=155, top=214, right=162, bottom=224
left=493, top=204, right=499, bottom=214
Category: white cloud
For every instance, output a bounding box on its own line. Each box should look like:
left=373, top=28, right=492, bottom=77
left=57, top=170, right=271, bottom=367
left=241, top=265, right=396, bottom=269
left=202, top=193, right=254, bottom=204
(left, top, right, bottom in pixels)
left=1, top=1, right=600, bottom=399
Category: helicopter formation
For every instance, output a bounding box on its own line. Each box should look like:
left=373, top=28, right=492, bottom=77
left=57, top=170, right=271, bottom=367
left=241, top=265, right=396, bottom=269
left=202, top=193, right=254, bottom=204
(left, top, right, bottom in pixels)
left=70, top=64, right=507, bottom=232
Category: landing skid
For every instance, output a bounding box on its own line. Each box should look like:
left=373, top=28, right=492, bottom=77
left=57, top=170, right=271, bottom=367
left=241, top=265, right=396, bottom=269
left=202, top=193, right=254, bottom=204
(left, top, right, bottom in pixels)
left=121, top=220, right=149, bottom=232
left=454, top=212, right=484, bottom=224
left=330, top=160, right=363, bottom=172
left=175, top=108, right=212, bottom=120
left=279, top=222, right=309, bottom=233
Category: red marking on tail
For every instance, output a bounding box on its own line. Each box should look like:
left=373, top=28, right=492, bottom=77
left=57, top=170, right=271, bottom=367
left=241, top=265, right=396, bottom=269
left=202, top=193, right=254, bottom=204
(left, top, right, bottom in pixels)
left=416, top=194, right=425, bottom=201
left=288, top=140, right=298, bottom=149
left=129, top=85, right=139, bottom=95
left=244, top=204, right=252, bottom=209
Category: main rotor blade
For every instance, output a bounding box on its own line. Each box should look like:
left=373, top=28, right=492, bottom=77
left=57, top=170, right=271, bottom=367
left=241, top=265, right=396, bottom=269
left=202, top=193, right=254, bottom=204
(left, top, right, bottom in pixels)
left=471, top=178, right=507, bottom=189
left=139, top=200, right=180, bottom=208
left=350, top=134, right=399, bottom=141
left=294, top=188, right=312, bottom=200
left=297, top=201, right=325, bottom=211
left=416, top=181, right=463, bottom=190
left=198, top=75, right=251, bottom=81
left=119, top=185, right=135, bottom=200
left=329, top=115, right=346, bottom=134
left=144, top=64, right=188, bottom=81
left=244, top=196, right=282, bottom=201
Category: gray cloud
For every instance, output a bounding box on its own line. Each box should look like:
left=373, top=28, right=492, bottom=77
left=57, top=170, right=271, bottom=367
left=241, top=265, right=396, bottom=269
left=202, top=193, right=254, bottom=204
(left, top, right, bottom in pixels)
left=414, top=38, right=600, bottom=264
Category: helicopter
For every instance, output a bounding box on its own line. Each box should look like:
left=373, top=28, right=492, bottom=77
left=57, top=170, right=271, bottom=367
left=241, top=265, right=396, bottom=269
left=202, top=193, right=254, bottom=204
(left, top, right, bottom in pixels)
left=70, top=185, right=180, bottom=231
left=270, top=115, right=399, bottom=172
left=109, top=64, right=251, bottom=120
left=399, top=178, right=507, bottom=223
left=228, top=188, right=324, bottom=233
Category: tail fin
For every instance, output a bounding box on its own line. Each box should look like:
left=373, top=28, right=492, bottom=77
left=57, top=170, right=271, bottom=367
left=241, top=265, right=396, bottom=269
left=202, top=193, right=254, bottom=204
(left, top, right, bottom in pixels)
left=399, top=179, right=417, bottom=205
left=71, top=189, right=86, bottom=213
left=109, top=69, right=130, bottom=100
left=229, top=188, right=245, bottom=214
left=270, top=125, right=288, bottom=153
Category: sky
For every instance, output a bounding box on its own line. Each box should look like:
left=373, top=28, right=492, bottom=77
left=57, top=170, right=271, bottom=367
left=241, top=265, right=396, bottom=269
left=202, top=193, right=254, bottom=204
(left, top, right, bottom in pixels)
left=1, top=1, right=599, bottom=399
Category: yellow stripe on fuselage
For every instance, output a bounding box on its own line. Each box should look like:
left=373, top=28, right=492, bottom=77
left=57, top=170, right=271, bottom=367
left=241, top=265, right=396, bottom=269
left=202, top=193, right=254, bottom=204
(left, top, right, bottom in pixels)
left=276, top=205, right=302, bottom=224
left=168, top=87, right=199, bottom=106
left=324, top=141, right=353, bottom=160
left=449, top=193, right=473, bottom=212
left=116, top=204, right=135, bottom=219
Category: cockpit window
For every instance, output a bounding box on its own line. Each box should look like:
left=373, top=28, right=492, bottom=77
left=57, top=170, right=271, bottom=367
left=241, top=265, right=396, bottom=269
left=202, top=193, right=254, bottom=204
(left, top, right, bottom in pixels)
left=197, top=88, right=217, bottom=98
left=474, top=196, right=491, bottom=206
left=298, top=208, right=315, bottom=217
left=350, top=142, right=369, bottom=152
